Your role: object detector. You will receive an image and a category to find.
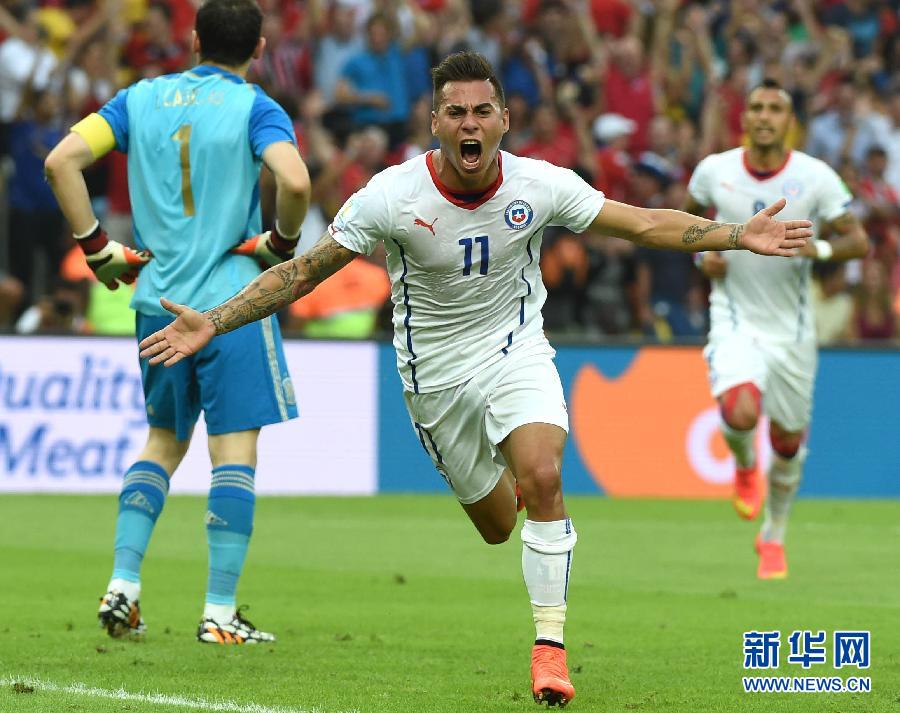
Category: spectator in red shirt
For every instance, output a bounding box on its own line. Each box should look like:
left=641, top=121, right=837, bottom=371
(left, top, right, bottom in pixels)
left=517, top=102, right=578, bottom=168
left=852, top=259, right=898, bottom=340
left=859, top=146, right=900, bottom=216
left=124, top=1, right=189, bottom=77
left=602, top=36, right=659, bottom=153
left=249, top=11, right=312, bottom=96
left=589, top=113, right=634, bottom=202
left=858, top=145, right=900, bottom=285
left=338, top=126, right=389, bottom=200
left=589, top=0, right=632, bottom=38
left=314, top=125, right=389, bottom=219
left=716, top=65, right=750, bottom=147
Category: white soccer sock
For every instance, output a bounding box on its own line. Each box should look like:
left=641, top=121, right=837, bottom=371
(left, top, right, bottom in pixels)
left=107, top=577, right=140, bottom=601
left=521, top=518, right=577, bottom=645
left=720, top=420, right=757, bottom=469
left=203, top=603, right=237, bottom=623
left=760, top=449, right=805, bottom=544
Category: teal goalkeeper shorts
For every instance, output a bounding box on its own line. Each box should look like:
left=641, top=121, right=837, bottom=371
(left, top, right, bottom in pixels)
left=136, top=312, right=298, bottom=440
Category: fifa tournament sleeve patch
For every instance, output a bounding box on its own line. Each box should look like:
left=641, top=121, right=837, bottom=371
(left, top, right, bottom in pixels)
left=328, top=187, right=387, bottom=256
left=70, top=113, right=117, bottom=159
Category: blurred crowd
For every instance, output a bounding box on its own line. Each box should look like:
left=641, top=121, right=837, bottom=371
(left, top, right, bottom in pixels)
left=0, top=0, right=898, bottom=343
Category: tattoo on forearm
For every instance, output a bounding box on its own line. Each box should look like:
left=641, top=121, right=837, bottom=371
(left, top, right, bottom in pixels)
left=205, top=235, right=357, bottom=335
left=682, top=221, right=744, bottom=249
left=682, top=222, right=724, bottom=245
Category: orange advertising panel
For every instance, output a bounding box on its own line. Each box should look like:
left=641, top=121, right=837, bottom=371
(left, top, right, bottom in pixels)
left=570, top=347, right=770, bottom=498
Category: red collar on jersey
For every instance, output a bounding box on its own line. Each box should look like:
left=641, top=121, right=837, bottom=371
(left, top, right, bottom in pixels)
left=426, top=150, right=504, bottom=210
left=742, top=149, right=792, bottom=181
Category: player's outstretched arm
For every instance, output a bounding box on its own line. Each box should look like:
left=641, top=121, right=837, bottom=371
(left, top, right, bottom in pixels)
left=139, top=234, right=358, bottom=366
left=591, top=198, right=812, bottom=256
left=680, top=194, right=727, bottom=278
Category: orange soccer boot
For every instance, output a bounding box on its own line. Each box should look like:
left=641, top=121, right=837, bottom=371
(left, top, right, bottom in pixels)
left=733, top=465, right=763, bottom=520
left=755, top=534, right=788, bottom=580
left=531, top=643, right=575, bottom=707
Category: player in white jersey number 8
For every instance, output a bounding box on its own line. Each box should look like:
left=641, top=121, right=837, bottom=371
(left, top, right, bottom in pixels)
left=138, top=53, right=812, bottom=707
left=684, top=79, right=868, bottom=580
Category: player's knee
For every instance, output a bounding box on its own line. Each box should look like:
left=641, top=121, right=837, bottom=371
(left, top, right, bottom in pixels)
left=519, top=462, right=562, bottom=494
left=719, top=382, right=761, bottom=431
left=769, top=425, right=803, bottom=459
left=208, top=430, right=259, bottom=469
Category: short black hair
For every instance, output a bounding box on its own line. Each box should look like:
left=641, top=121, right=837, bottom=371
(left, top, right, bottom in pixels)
left=750, top=78, right=785, bottom=94
left=195, top=0, right=262, bottom=68
left=748, top=78, right=793, bottom=110
left=431, top=51, right=505, bottom=111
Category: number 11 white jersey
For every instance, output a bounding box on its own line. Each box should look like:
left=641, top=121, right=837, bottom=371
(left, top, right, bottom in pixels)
left=328, top=151, right=606, bottom=393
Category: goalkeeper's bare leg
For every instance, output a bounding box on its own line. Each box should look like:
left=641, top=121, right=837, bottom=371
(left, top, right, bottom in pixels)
left=99, top=427, right=188, bottom=638
left=463, top=423, right=576, bottom=707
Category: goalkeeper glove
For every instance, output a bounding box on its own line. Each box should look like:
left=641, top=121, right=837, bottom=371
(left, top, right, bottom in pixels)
left=75, top=221, right=152, bottom=290
left=231, top=222, right=301, bottom=268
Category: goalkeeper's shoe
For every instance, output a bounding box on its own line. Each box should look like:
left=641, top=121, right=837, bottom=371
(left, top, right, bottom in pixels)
left=197, top=606, right=276, bottom=645
left=97, top=590, right=146, bottom=639
left=733, top=465, right=763, bottom=521
left=531, top=642, right=575, bottom=707
left=755, top=534, right=788, bottom=580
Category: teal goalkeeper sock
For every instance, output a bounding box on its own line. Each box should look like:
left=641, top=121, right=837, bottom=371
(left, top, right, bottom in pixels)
left=205, top=465, right=255, bottom=607
left=111, top=461, right=170, bottom=584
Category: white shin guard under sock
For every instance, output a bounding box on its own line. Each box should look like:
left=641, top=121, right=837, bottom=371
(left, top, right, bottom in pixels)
left=521, top=518, right=577, bottom=645
left=720, top=420, right=757, bottom=469
left=761, top=449, right=805, bottom=544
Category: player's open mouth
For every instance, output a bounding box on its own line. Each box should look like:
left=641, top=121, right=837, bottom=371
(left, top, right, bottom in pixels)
left=460, top=139, right=482, bottom=170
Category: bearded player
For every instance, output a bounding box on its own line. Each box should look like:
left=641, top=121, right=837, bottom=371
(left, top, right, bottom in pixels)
left=138, top=54, right=811, bottom=705
left=684, top=79, right=868, bottom=580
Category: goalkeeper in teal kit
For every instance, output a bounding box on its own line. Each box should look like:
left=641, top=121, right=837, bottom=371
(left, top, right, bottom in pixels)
left=45, top=0, right=310, bottom=644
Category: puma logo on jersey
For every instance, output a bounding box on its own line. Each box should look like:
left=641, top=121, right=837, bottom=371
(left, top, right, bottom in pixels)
left=414, top=217, right=438, bottom=236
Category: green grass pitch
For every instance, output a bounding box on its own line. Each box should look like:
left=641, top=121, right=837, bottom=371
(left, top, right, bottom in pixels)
left=0, top=495, right=897, bottom=712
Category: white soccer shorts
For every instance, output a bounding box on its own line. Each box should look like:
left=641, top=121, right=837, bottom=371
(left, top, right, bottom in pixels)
left=704, top=330, right=818, bottom=432
left=403, top=345, right=569, bottom=504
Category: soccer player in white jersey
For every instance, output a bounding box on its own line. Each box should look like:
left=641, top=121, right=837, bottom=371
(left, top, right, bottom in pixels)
left=684, top=79, right=869, bottom=580
left=138, top=54, right=811, bottom=705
